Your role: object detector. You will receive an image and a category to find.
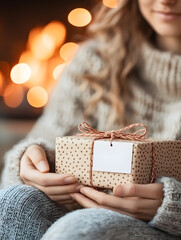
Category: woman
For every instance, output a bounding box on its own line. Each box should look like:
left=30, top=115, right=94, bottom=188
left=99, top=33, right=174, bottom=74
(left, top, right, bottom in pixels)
left=0, top=0, right=181, bottom=239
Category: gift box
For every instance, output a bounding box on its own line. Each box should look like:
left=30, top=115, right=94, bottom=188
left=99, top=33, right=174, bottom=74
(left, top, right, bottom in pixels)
left=55, top=122, right=181, bottom=189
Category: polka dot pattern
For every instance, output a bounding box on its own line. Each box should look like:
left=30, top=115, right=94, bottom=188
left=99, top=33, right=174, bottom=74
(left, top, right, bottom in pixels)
left=56, top=136, right=181, bottom=189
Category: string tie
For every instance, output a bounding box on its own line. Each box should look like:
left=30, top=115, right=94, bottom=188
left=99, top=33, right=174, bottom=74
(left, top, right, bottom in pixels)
left=78, top=121, right=148, bottom=146
left=76, top=121, right=155, bottom=188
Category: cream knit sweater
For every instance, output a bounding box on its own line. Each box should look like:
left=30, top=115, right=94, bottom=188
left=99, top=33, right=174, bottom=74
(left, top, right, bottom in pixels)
left=0, top=40, right=181, bottom=236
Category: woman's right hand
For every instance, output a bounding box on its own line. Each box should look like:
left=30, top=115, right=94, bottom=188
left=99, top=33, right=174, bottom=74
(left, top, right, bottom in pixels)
left=20, top=144, right=83, bottom=205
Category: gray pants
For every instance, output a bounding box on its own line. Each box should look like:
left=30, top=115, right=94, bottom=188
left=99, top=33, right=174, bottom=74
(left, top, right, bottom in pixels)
left=0, top=185, right=179, bottom=240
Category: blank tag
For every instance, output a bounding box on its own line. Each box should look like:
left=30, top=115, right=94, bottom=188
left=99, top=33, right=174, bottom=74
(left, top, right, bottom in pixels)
left=92, top=140, right=133, bottom=174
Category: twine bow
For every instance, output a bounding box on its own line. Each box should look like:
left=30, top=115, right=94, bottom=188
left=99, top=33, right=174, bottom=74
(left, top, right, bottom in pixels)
left=78, top=121, right=148, bottom=146
left=77, top=122, right=156, bottom=188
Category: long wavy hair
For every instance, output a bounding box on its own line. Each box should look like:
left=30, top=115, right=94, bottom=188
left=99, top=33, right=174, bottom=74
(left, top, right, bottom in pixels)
left=82, top=0, right=155, bottom=128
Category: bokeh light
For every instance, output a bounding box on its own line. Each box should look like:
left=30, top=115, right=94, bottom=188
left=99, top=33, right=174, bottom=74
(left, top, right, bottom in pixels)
left=42, top=21, right=66, bottom=47
left=0, top=61, right=10, bottom=79
left=68, top=8, right=92, bottom=27
left=0, top=71, right=4, bottom=96
left=30, top=33, right=55, bottom=60
left=1, top=3, right=96, bottom=112
left=10, top=63, right=31, bottom=84
left=59, top=42, right=79, bottom=61
left=19, top=51, right=46, bottom=88
left=3, top=84, right=15, bottom=97
left=3, top=85, right=24, bottom=108
left=102, top=0, right=118, bottom=8
left=27, top=27, right=42, bottom=47
left=53, top=63, right=66, bottom=80
left=27, top=86, right=48, bottom=108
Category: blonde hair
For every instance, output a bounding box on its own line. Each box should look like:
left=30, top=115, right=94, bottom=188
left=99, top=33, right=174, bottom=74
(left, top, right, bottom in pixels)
left=82, top=0, right=154, bottom=127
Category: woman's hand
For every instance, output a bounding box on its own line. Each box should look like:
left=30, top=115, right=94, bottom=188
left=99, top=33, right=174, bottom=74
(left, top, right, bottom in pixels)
left=20, top=144, right=82, bottom=206
left=70, top=183, right=164, bottom=221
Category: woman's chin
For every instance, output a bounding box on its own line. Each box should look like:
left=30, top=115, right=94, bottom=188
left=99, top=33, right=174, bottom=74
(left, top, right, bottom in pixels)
left=154, top=27, right=181, bottom=39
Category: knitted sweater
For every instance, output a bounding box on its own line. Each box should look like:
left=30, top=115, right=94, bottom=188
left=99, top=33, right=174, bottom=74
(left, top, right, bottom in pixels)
left=0, top=40, right=181, bottom=236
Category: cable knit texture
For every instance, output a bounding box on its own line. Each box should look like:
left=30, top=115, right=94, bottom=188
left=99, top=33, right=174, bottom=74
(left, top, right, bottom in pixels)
left=0, top=40, right=181, bottom=236
left=41, top=208, right=180, bottom=240
left=1, top=185, right=179, bottom=240
left=0, top=185, right=68, bottom=240
left=149, top=177, right=181, bottom=236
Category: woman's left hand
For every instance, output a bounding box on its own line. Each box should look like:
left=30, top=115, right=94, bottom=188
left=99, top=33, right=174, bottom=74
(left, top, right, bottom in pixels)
left=70, top=183, right=164, bottom=221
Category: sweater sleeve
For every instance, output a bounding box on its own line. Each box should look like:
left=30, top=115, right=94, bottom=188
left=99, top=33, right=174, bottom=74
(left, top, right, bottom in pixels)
left=148, top=177, right=181, bottom=236
left=0, top=40, right=104, bottom=189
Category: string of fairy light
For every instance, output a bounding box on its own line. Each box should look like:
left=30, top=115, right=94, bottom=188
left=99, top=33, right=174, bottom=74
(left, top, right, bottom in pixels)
left=0, top=0, right=117, bottom=109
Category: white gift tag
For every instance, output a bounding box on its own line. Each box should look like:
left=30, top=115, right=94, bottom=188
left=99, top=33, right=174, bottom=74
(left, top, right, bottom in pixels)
left=92, top=140, right=133, bottom=174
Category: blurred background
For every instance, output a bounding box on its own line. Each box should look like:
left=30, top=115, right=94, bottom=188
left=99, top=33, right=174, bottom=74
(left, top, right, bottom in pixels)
left=0, top=0, right=117, bottom=175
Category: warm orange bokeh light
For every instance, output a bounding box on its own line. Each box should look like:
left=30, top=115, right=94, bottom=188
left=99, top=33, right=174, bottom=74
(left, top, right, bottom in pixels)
left=10, top=63, right=31, bottom=84
left=53, top=63, right=66, bottom=80
left=59, top=42, right=79, bottom=62
left=28, top=27, right=42, bottom=48
left=68, top=8, right=92, bottom=27
left=102, top=0, right=118, bottom=8
left=4, top=85, right=24, bottom=108
left=19, top=51, right=46, bottom=88
left=30, top=33, right=55, bottom=60
left=27, top=86, right=48, bottom=108
left=0, top=71, right=4, bottom=96
left=19, top=50, right=34, bottom=64
left=42, top=21, right=66, bottom=47
left=3, top=84, right=15, bottom=97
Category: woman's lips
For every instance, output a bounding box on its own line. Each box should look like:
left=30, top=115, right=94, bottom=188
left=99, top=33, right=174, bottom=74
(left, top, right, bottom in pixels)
left=153, top=10, right=181, bottom=21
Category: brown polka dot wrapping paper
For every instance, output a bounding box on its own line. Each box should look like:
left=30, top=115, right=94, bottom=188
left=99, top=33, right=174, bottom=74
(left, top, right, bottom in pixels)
left=55, top=136, right=181, bottom=189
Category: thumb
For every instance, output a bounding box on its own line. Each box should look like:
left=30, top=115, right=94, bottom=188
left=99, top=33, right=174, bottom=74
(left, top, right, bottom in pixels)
left=25, top=145, right=50, bottom=173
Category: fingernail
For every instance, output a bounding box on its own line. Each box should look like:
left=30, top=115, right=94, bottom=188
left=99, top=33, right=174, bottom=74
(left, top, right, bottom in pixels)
left=115, top=186, right=123, bottom=196
left=75, top=185, right=84, bottom=191
left=80, top=187, right=86, bottom=193
left=37, top=161, right=48, bottom=172
left=64, top=176, right=77, bottom=183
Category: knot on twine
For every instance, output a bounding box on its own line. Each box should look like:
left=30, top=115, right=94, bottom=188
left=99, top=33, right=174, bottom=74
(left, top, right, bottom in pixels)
left=76, top=121, right=155, bottom=187
left=78, top=121, right=148, bottom=146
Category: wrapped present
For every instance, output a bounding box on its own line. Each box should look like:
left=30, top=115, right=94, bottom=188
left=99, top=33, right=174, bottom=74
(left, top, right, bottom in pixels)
left=55, top=122, right=181, bottom=189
